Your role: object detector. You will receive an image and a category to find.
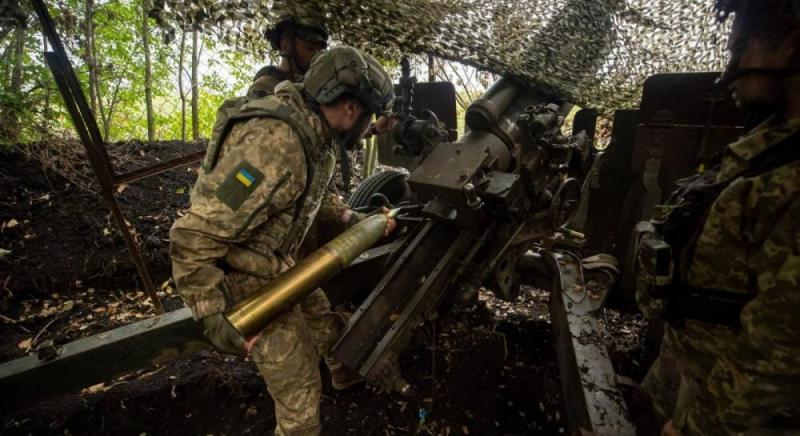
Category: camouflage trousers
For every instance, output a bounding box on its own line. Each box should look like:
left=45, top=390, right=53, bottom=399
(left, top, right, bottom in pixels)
left=250, top=288, right=345, bottom=436
left=641, top=328, right=797, bottom=436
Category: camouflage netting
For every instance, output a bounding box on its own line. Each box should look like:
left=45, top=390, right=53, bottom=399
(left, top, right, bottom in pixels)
left=154, top=1, right=728, bottom=111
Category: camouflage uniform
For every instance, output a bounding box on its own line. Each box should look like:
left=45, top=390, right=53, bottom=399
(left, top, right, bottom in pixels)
left=641, top=117, right=800, bottom=435
left=205, top=59, right=356, bottom=378
left=171, top=81, right=341, bottom=435
left=246, top=65, right=353, bottom=235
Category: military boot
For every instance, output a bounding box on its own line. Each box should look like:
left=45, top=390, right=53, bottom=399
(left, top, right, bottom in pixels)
left=328, top=359, right=364, bottom=391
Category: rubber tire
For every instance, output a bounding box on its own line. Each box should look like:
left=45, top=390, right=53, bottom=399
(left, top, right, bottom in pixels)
left=348, top=170, right=411, bottom=209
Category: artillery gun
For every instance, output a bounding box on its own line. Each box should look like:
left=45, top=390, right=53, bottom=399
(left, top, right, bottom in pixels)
left=335, top=76, right=594, bottom=386
left=322, top=69, right=638, bottom=433
left=0, top=10, right=747, bottom=430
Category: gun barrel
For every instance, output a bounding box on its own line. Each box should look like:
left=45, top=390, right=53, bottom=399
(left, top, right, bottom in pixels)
left=225, top=213, right=391, bottom=338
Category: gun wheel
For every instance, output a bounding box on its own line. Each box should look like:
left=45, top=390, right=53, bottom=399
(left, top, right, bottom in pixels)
left=349, top=170, right=412, bottom=209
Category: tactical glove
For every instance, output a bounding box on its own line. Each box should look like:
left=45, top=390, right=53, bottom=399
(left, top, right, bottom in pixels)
left=200, top=313, right=246, bottom=355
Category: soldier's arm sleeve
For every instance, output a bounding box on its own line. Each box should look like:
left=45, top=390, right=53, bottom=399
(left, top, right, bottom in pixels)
left=315, top=189, right=354, bottom=226
left=170, top=118, right=307, bottom=319
left=683, top=204, right=800, bottom=434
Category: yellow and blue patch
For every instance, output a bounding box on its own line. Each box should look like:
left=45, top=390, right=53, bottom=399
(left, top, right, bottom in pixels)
left=235, top=168, right=256, bottom=187
left=215, top=161, right=265, bottom=211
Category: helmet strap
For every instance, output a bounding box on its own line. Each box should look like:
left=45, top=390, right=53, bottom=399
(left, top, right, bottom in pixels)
left=717, top=41, right=800, bottom=86
left=336, top=112, right=370, bottom=191
left=279, top=28, right=304, bottom=80
left=717, top=64, right=800, bottom=86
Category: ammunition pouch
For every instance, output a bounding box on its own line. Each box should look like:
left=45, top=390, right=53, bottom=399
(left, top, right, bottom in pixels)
left=635, top=224, right=751, bottom=328
left=637, top=234, right=674, bottom=299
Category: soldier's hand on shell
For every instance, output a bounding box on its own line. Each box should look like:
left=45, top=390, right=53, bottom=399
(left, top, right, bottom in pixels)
left=243, top=334, right=260, bottom=355
left=343, top=209, right=366, bottom=225
left=661, top=421, right=678, bottom=436
left=200, top=313, right=247, bottom=356
left=380, top=207, right=397, bottom=236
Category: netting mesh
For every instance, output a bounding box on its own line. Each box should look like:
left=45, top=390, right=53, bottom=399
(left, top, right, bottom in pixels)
left=151, top=0, right=729, bottom=111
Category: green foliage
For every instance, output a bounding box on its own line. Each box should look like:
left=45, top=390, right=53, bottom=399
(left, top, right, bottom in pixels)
left=1, top=0, right=262, bottom=144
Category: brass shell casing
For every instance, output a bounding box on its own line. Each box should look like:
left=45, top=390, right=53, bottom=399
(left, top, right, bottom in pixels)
left=226, top=213, right=390, bottom=338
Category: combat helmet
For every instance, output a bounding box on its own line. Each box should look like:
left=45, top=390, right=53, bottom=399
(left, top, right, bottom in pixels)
left=304, top=46, right=395, bottom=117
left=715, top=0, right=800, bottom=85
left=265, top=4, right=329, bottom=50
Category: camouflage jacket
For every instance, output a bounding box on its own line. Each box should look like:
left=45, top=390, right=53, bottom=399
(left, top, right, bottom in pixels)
left=246, top=65, right=352, bottom=223
left=668, top=117, right=800, bottom=435
left=170, top=81, right=340, bottom=320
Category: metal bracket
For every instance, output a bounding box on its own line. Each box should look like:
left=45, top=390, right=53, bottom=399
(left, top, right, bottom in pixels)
left=545, top=251, right=635, bottom=435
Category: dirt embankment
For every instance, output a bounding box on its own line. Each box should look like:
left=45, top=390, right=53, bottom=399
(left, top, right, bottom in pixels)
left=0, top=141, right=204, bottom=297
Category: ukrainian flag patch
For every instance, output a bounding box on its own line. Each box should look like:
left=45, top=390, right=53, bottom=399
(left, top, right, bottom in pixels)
left=235, top=168, right=256, bottom=187
left=215, top=161, right=265, bottom=211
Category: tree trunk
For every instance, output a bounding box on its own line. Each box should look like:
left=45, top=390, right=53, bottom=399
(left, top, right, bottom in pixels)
left=428, top=54, right=435, bottom=82
left=2, top=39, right=13, bottom=89
left=84, top=0, right=98, bottom=115
left=42, top=33, right=51, bottom=130
left=3, top=24, right=26, bottom=142
left=102, top=76, right=123, bottom=140
left=142, top=0, right=155, bottom=141
left=191, top=28, right=199, bottom=141
left=11, top=26, right=23, bottom=98
left=178, top=29, right=186, bottom=141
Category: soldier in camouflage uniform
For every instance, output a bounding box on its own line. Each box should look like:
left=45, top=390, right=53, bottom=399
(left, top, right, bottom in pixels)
left=248, top=7, right=329, bottom=99
left=636, top=1, right=800, bottom=434
left=203, top=9, right=374, bottom=394
left=170, top=47, right=395, bottom=435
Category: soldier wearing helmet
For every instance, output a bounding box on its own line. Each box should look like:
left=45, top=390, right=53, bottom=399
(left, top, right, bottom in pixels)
left=247, top=8, right=329, bottom=99
left=635, top=1, right=800, bottom=435
left=170, top=46, right=395, bottom=436
left=198, top=6, right=382, bottom=396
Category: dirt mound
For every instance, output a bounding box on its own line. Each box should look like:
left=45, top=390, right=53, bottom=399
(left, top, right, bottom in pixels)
left=0, top=142, right=203, bottom=297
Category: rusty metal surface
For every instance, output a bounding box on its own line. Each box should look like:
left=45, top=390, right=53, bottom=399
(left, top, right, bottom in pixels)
left=544, top=251, right=635, bottom=435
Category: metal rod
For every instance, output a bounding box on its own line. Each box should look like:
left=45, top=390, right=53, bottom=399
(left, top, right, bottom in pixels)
left=32, top=0, right=112, bottom=177
left=114, top=151, right=204, bottom=186
left=33, top=0, right=164, bottom=313
left=104, top=189, right=165, bottom=313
